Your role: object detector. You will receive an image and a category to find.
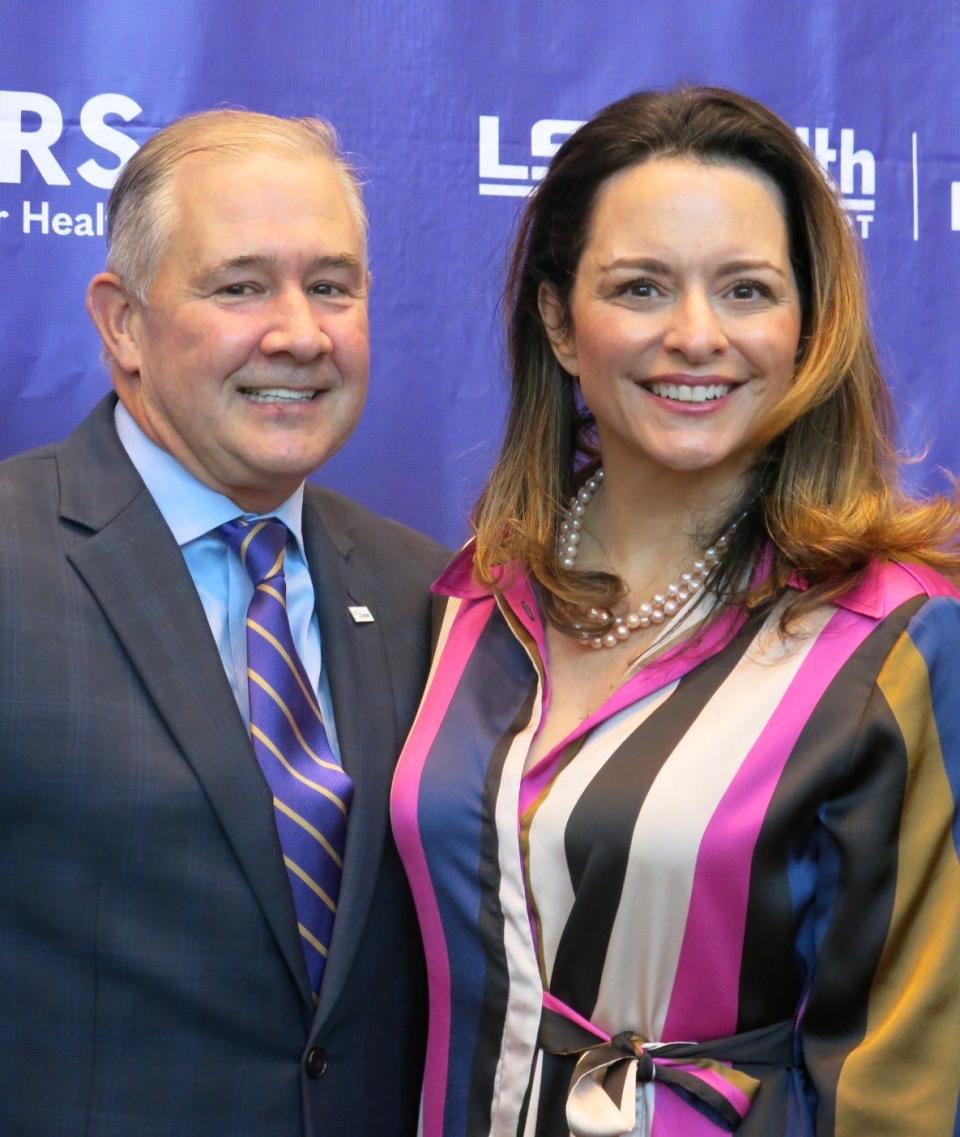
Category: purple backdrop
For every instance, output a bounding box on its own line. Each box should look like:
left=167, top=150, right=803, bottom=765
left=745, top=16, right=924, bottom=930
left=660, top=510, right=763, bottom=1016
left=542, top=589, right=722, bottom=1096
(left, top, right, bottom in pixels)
left=2, top=2, right=959, bottom=544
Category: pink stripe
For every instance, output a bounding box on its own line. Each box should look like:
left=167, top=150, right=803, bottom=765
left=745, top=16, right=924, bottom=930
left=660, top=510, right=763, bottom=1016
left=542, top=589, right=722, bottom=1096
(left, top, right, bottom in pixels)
left=661, top=605, right=876, bottom=1040
left=519, top=606, right=746, bottom=817
left=651, top=1087, right=719, bottom=1136
left=653, top=1059, right=752, bottom=1117
left=542, top=990, right=611, bottom=1042
left=390, top=598, right=496, bottom=1137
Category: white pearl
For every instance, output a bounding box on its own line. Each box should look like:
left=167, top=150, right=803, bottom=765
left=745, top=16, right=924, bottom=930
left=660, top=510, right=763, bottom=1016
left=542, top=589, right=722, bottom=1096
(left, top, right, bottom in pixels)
left=555, top=465, right=734, bottom=650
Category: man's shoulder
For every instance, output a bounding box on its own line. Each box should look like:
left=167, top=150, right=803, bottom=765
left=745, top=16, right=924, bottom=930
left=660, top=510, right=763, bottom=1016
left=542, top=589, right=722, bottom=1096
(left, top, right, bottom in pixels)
left=304, top=483, right=450, bottom=572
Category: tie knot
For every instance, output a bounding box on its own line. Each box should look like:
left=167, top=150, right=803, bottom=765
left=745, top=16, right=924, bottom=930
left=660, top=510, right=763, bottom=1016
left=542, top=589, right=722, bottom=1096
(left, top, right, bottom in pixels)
left=220, top=518, right=289, bottom=586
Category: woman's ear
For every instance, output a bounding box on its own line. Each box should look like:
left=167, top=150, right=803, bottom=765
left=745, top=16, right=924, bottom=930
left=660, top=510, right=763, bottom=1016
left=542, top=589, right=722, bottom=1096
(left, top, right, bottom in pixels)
left=538, top=283, right=579, bottom=376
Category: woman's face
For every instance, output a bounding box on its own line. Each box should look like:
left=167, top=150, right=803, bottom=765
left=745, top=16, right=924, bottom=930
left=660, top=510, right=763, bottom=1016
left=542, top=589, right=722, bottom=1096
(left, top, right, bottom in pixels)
left=543, top=156, right=802, bottom=490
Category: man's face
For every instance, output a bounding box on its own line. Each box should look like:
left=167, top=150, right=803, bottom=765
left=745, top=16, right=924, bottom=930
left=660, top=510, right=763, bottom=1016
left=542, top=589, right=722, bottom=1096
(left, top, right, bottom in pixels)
left=114, top=149, right=369, bottom=511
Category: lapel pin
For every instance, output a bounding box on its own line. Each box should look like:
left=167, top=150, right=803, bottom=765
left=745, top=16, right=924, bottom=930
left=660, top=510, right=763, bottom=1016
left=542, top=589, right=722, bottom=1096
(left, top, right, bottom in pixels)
left=348, top=605, right=375, bottom=624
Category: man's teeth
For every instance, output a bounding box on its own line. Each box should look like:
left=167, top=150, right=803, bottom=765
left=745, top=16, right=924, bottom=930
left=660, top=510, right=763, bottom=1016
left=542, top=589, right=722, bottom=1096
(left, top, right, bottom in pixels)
left=241, top=388, right=316, bottom=403
left=648, top=382, right=730, bottom=403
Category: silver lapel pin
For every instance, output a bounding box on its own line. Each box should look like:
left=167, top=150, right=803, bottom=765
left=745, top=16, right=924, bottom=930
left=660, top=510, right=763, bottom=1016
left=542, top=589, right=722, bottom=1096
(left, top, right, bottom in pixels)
left=348, top=605, right=375, bottom=624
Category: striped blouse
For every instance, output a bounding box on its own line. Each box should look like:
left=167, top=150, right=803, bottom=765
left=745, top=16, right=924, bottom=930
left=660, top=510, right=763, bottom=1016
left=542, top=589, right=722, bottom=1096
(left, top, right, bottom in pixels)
left=391, top=546, right=960, bottom=1137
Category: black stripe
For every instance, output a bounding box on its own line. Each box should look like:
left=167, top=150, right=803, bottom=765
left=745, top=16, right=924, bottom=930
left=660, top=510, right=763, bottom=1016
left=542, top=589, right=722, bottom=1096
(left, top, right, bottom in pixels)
left=739, top=598, right=923, bottom=1117
left=548, top=613, right=765, bottom=1019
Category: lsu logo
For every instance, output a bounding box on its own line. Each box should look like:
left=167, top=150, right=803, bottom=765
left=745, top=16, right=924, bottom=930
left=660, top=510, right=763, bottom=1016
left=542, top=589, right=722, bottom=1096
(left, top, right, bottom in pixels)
left=479, top=115, right=879, bottom=238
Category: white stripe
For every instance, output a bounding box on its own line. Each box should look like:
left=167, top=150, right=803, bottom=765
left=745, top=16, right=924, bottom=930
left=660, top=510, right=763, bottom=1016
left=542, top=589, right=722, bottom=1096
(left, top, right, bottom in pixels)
left=592, top=605, right=832, bottom=1041
left=527, top=682, right=678, bottom=980
left=488, top=694, right=547, bottom=1131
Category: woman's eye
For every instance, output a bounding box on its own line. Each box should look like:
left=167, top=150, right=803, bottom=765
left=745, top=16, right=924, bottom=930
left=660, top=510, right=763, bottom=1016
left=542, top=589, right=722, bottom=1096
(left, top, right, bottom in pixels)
left=623, top=279, right=660, bottom=299
left=729, top=280, right=771, bottom=301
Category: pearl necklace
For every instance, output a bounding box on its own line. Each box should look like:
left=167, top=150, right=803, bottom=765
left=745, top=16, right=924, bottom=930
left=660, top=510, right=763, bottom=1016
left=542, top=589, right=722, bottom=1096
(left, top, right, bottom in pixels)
left=557, top=468, right=733, bottom=650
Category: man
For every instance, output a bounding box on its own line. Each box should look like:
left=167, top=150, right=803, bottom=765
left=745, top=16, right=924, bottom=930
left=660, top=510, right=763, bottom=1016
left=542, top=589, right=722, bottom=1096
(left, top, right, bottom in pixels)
left=0, top=110, right=446, bottom=1137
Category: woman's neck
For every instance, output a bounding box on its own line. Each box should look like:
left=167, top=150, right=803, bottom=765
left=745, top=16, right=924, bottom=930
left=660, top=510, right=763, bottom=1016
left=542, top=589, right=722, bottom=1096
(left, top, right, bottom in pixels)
left=576, top=451, right=747, bottom=594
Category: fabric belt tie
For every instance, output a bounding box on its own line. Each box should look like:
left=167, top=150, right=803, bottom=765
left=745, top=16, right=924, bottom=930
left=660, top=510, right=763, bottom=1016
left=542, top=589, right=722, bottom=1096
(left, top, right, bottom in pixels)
left=539, top=1000, right=794, bottom=1136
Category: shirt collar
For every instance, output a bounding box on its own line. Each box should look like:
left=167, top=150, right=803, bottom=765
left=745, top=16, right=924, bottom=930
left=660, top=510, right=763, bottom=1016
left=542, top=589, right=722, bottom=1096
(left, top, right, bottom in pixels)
left=114, top=400, right=307, bottom=555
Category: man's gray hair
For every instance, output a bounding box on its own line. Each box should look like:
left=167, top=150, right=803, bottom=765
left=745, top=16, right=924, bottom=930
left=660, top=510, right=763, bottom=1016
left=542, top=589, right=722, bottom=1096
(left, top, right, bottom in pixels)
left=106, top=108, right=368, bottom=303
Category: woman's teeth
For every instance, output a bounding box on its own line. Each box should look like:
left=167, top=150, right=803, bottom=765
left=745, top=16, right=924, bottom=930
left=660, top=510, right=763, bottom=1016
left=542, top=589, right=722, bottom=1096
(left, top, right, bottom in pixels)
left=647, top=382, right=730, bottom=403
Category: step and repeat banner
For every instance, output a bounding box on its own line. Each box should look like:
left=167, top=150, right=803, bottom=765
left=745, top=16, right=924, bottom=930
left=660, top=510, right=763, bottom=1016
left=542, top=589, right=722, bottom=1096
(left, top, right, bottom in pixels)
left=2, top=2, right=959, bottom=544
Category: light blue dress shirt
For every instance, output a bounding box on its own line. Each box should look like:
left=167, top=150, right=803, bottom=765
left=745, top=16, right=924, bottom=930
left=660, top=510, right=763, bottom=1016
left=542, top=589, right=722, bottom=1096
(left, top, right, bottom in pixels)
left=114, top=401, right=340, bottom=758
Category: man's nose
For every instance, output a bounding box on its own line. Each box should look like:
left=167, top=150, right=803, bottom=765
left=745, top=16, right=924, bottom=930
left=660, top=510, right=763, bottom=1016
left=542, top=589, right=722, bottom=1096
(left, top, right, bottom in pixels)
left=260, top=290, right=333, bottom=361
left=662, top=291, right=728, bottom=361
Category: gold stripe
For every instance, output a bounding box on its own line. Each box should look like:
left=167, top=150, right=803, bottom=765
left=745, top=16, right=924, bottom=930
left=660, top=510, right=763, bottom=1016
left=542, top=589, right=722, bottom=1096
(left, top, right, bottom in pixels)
left=264, top=547, right=285, bottom=579
left=250, top=669, right=340, bottom=772
left=283, top=855, right=337, bottom=913
left=297, top=922, right=328, bottom=957
left=274, top=797, right=343, bottom=869
left=257, top=582, right=286, bottom=606
left=247, top=618, right=323, bottom=722
left=834, top=635, right=960, bottom=1134
left=251, top=724, right=347, bottom=814
left=239, top=520, right=267, bottom=564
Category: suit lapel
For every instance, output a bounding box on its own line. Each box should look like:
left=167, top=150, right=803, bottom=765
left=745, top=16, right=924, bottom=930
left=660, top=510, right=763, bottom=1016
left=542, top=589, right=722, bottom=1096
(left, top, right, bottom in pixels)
left=302, top=492, right=402, bottom=1020
left=58, top=399, right=313, bottom=1008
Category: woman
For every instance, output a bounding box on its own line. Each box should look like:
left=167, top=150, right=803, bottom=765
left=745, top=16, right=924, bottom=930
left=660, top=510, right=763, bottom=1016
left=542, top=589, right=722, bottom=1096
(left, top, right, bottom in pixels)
left=392, top=87, right=960, bottom=1136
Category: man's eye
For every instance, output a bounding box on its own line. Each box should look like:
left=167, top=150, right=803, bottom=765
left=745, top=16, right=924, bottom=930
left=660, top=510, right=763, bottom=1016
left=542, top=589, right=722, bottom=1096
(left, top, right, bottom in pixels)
left=217, top=283, right=256, bottom=297
left=310, top=282, right=345, bottom=297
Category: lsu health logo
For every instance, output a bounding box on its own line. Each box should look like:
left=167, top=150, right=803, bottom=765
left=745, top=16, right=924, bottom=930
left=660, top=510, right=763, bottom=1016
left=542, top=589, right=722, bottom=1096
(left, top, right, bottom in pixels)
left=0, top=90, right=142, bottom=237
left=479, top=115, right=879, bottom=238
left=478, top=115, right=583, bottom=197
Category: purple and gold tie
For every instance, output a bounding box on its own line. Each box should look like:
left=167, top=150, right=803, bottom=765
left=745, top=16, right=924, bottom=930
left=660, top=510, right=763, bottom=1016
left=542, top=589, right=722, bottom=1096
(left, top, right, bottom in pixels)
left=220, top=517, right=353, bottom=998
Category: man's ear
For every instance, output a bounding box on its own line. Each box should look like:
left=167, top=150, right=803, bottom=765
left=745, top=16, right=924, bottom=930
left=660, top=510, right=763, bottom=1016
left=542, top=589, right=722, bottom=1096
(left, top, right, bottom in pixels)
left=537, top=283, right=579, bottom=376
left=85, top=273, right=143, bottom=375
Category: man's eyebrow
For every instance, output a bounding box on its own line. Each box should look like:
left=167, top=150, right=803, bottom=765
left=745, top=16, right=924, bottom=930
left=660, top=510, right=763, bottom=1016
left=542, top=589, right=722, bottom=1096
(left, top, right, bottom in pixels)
left=205, top=253, right=365, bottom=276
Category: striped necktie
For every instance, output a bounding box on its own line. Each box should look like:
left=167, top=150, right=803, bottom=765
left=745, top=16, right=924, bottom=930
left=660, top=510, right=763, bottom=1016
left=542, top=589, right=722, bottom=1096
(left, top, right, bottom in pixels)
left=220, top=517, right=353, bottom=998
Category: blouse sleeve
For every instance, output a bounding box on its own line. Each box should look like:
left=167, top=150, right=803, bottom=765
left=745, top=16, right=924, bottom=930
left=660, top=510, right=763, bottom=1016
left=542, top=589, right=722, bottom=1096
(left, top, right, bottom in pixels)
left=799, top=596, right=960, bottom=1134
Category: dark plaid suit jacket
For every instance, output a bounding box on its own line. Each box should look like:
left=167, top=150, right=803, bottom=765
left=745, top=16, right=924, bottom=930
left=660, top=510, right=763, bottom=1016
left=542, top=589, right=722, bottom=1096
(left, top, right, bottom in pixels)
left=0, top=396, right=447, bottom=1137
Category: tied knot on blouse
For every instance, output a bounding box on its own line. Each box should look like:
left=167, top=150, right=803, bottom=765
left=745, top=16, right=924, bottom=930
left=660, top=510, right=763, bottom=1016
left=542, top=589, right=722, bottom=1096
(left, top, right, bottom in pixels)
left=541, top=1004, right=794, bottom=1136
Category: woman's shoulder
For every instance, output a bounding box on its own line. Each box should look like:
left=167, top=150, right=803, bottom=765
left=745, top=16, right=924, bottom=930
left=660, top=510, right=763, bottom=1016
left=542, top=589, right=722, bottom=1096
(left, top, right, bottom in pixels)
left=831, top=559, right=960, bottom=622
